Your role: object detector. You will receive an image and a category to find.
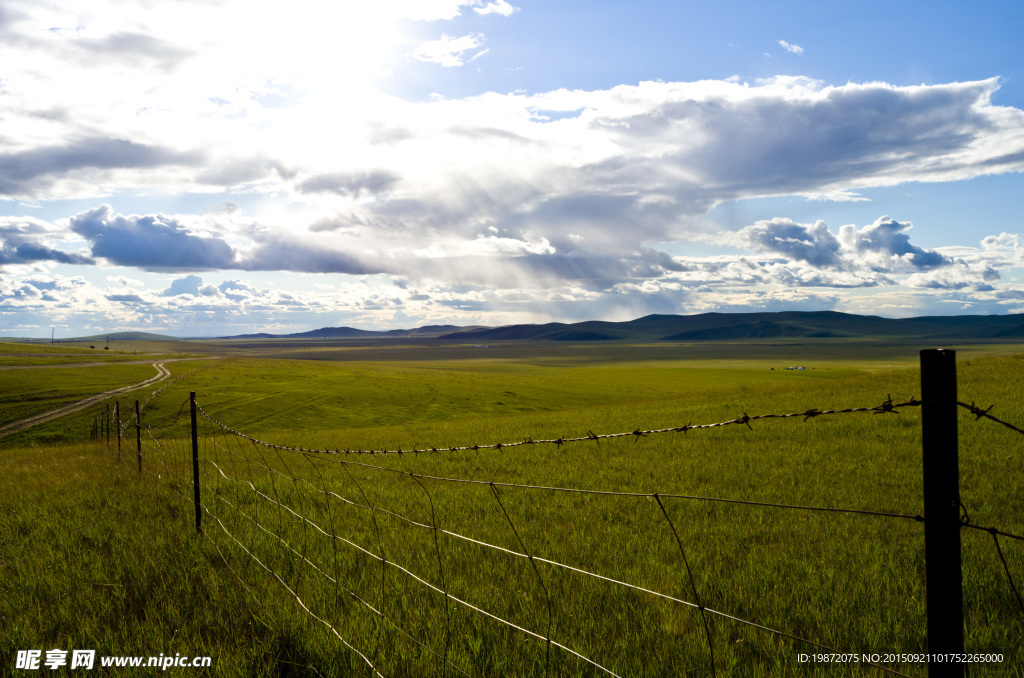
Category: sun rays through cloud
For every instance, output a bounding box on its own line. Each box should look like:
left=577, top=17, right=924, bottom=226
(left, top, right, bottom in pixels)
left=3, top=0, right=1024, bottom=336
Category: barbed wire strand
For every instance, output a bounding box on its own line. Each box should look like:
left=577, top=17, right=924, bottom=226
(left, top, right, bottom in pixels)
left=958, top=401, right=1024, bottom=436
left=141, top=369, right=198, bottom=410
left=143, top=397, right=191, bottom=433
left=139, top=392, right=1024, bottom=678
left=195, top=402, right=924, bottom=523
left=196, top=396, right=923, bottom=458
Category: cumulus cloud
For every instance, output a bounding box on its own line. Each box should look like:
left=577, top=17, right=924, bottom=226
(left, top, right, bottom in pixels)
left=905, top=260, right=1000, bottom=290
left=0, top=241, right=94, bottom=266
left=0, top=216, right=94, bottom=267
left=837, top=216, right=948, bottom=271
left=1, top=0, right=1024, bottom=329
left=739, top=218, right=842, bottom=268
left=411, top=33, right=485, bottom=66
left=160, top=274, right=204, bottom=297
left=69, top=205, right=236, bottom=271
left=739, top=215, right=948, bottom=273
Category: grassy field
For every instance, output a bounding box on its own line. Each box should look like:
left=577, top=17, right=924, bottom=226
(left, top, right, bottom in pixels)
left=0, top=363, right=167, bottom=431
left=1, top=341, right=1022, bottom=676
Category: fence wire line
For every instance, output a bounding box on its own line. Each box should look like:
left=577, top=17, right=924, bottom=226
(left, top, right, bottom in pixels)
left=104, top=390, right=1024, bottom=678
left=199, top=454, right=623, bottom=677
left=989, top=532, right=1024, bottom=616
left=958, top=401, right=1024, bottom=436
left=208, top=489, right=473, bottom=678
left=958, top=518, right=1024, bottom=617
left=198, top=445, right=917, bottom=678
left=197, top=395, right=923, bottom=457
left=200, top=501, right=384, bottom=678
left=205, top=429, right=469, bottom=677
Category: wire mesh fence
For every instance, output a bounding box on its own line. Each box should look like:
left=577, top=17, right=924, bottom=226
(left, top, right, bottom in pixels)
left=89, top=352, right=1023, bottom=678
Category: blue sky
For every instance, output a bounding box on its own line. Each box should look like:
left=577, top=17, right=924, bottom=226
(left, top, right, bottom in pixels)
left=2, top=0, right=1024, bottom=338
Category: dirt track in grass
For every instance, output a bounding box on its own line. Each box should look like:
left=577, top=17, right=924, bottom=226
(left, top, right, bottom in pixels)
left=0, top=358, right=217, bottom=439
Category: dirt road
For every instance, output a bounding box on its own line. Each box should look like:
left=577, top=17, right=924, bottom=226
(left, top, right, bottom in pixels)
left=0, top=358, right=212, bottom=440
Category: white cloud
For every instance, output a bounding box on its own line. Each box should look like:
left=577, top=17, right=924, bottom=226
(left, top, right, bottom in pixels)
left=473, top=1, right=520, bottom=17
left=2, top=0, right=1024, bottom=330
left=411, top=33, right=485, bottom=67
left=905, top=260, right=999, bottom=291
left=779, top=40, right=804, bottom=55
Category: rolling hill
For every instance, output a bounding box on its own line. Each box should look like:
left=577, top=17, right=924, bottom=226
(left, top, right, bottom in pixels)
left=215, top=311, right=1024, bottom=342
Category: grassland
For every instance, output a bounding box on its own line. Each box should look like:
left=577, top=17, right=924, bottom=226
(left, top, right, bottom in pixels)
left=1, top=341, right=1022, bottom=676
left=0, top=363, right=167, bottom=431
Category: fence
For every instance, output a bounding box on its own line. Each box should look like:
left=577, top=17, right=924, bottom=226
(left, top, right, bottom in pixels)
left=99, top=349, right=1023, bottom=677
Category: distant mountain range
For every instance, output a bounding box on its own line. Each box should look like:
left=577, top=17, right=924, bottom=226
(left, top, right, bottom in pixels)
left=214, top=311, right=1024, bottom=342
left=16, top=312, right=1021, bottom=344
left=221, top=325, right=473, bottom=340
left=74, top=331, right=182, bottom=341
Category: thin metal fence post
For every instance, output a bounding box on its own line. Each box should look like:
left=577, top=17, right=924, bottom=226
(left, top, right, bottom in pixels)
left=135, top=400, right=142, bottom=472
left=920, top=349, right=964, bottom=677
left=115, top=400, right=121, bottom=461
left=190, top=391, right=201, bottom=534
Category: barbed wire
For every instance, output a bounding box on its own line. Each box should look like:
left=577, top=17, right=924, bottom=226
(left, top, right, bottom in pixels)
left=141, top=368, right=198, bottom=409
left=104, top=387, right=1023, bottom=677
left=193, top=386, right=931, bottom=672
left=196, top=395, right=922, bottom=457
left=958, top=401, right=1024, bottom=436
left=142, top=397, right=191, bottom=433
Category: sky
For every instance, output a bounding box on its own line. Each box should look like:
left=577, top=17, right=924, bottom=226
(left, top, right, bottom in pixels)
left=3, top=0, right=1024, bottom=338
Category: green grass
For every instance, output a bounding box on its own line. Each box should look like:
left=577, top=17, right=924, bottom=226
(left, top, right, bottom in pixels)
left=1, top=347, right=1022, bottom=676
left=0, top=363, right=166, bottom=429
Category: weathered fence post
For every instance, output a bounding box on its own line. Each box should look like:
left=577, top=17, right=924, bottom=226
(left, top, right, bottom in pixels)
left=135, top=400, right=142, bottom=472
left=104, top=403, right=110, bottom=447
left=190, top=391, right=202, bottom=534
left=919, top=349, right=964, bottom=677
left=115, top=400, right=121, bottom=461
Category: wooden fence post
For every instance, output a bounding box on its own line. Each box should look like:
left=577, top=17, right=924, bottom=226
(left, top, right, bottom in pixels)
left=919, top=349, right=964, bottom=677
left=135, top=400, right=142, bottom=472
left=105, top=404, right=110, bottom=447
left=190, top=391, right=202, bottom=534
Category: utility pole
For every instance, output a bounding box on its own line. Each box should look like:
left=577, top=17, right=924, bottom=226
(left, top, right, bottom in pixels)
left=51, top=327, right=54, bottom=346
